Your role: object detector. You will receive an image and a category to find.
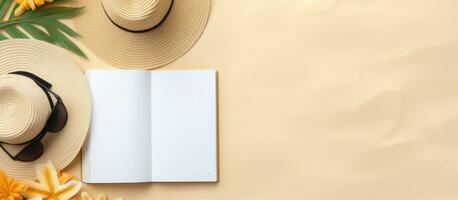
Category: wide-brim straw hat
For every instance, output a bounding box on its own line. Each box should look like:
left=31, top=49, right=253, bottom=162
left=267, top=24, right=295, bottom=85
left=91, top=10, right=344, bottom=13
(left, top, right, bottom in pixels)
left=0, top=39, right=92, bottom=180
left=73, top=0, right=211, bottom=69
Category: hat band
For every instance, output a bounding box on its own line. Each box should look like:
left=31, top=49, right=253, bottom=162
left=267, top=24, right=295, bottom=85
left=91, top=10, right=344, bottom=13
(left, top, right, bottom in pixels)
left=101, top=0, right=175, bottom=33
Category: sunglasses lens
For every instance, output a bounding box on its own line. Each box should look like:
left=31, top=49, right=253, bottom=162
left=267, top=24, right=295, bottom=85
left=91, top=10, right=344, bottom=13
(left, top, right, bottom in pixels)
left=15, top=141, right=44, bottom=162
left=46, top=101, right=68, bottom=132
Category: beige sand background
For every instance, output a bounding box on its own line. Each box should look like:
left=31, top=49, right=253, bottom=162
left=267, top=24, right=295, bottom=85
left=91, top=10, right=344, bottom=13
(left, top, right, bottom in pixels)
left=63, top=0, right=458, bottom=199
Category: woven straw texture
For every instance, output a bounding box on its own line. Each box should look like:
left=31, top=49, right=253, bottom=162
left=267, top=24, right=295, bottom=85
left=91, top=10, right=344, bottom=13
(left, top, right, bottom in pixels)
left=0, top=39, right=91, bottom=180
left=73, top=0, right=211, bottom=69
left=0, top=75, right=51, bottom=144
left=102, top=0, right=173, bottom=31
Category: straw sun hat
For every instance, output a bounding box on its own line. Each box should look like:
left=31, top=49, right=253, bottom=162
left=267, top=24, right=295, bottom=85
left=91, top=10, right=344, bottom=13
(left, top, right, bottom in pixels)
left=0, top=39, right=91, bottom=180
left=73, top=0, right=211, bottom=69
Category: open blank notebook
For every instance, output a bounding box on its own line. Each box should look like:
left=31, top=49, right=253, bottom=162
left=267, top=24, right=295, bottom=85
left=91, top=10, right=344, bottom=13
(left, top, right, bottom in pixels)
left=83, top=70, right=218, bottom=183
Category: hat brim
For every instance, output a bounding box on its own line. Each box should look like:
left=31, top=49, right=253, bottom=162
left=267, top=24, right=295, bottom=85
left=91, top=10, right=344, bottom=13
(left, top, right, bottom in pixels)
left=0, top=39, right=92, bottom=180
left=73, top=0, right=211, bottom=69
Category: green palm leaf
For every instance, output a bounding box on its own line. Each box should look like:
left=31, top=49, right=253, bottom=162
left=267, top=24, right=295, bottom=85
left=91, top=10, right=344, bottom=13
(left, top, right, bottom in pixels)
left=20, top=23, right=50, bottom=42
left=46, top=26, right=86, bottom=58
left=0, top=1, right=86, bottom=58
left=22, top=6, right=84, bottom=20
left=4, top=26, right=27, bottom=38
left=8, top=3, right=18, bottom=19
left=35, top=20, right=80, bottom=37
left=0, top=0, right=13, bottom=19
left=0, top=32, right=7, bottom=40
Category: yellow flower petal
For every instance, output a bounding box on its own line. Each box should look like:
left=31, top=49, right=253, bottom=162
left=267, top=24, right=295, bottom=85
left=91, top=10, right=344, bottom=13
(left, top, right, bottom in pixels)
left=81, top=192, right=92, bottom=200
left=23, top=162, right=82, bottom=200
left=34, top=0, right=44, bottom=6
left=36, top=162, right=60, bottom=194
left=21, top=0, right=29, bottom=9
left=15, top=0, right=25, bottom=5
left=14, top=0, right=55, bottom=15
left=52, top=180, right=82, bottom=200
left=0, top=170, right=27, bottom=200
left=27, top=0, right=35, bottom=10
left=96, top=193, right=107, bottom=200
left=58, top=172, right=77, bottom=185
left=22, top=180, right=50, bottom=199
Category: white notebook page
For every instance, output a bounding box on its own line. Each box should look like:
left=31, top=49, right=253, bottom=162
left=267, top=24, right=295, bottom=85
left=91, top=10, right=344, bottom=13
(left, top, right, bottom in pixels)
left=84, top=71, right=152, bottom=183
left=150, top=71, right=217, bottom=182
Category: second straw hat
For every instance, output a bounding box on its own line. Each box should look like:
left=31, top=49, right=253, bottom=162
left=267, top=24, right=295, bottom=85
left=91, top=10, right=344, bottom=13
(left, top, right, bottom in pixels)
left=73, top=0, right=211, bottom=69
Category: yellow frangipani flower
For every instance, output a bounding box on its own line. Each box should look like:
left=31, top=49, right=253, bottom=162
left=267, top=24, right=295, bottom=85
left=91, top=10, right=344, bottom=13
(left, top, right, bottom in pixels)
left=14, top=0, right=55, bottom=16
left=22, top=162, right=82, bottom=200
left=0, top=170, right=27, bottom=200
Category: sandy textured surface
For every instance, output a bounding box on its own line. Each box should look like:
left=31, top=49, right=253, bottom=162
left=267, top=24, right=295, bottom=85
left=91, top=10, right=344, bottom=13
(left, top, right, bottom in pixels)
left=63, top=0, right=458, bottom=199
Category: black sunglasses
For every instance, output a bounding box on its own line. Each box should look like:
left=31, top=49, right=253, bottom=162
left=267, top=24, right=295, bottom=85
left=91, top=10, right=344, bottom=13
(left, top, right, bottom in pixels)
left=0, top=71, right=68, bottom=162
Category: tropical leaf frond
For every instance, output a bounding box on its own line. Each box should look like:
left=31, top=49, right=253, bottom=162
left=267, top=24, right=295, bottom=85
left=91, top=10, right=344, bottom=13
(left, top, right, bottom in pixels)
left=4, top=26, right=27, bottom=38
left=46, top=26, right=86, bottom=58
left=20, top=23, right=51, bottom=42
left=0, top=0, right=13, bottom=19
left=35, top=20, right=80, bottom=37
left=0, top=0, right=86, bottom=58
left=0, top=32, right=8, bottom=40
left=22, top=6, right=83, bottom=19
left=8, top=2, right=17, bottom=19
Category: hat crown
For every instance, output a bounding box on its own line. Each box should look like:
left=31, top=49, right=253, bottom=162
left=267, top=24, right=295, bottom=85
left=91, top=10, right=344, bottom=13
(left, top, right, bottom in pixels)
left=0, top=74, right=51, bottom=144
left=110, top=0, right=160, bottom=19
left=102, top=0, right=173, bottom=31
